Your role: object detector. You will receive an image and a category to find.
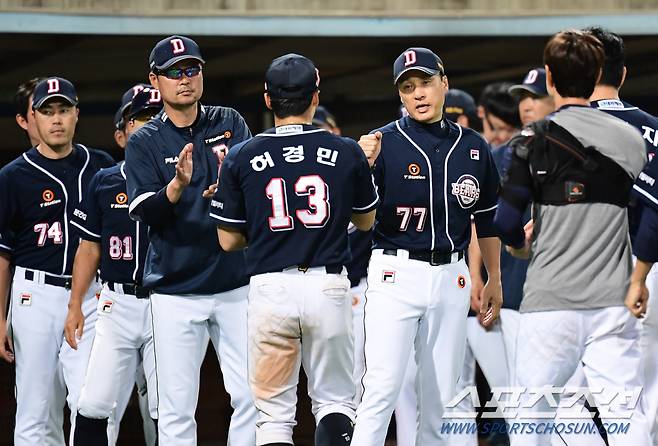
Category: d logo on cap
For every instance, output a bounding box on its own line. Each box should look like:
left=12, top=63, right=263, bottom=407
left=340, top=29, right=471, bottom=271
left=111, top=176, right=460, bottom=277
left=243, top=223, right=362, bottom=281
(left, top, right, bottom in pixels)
left=170, top=38, right=185, bottom=54
left=404, top=50, right=417, bottom=67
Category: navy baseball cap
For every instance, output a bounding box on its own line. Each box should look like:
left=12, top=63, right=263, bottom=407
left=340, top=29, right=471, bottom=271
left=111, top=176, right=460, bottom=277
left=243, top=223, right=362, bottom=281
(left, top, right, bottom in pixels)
left=32, top=77, right=78, bottom=109
left=312, top=106, right=337, bottom=128
left=265, top=53, right=320, bottom=99
left=114, top=83, right=150, bottom=129
left=509, top=68, right=548, bottom=98
left=149, top=35, right=205, bottom=72
left=393, top=48, right=444, bottom=85
left=127, top=87, right=163, bottom=120
left=444, top=89, right=477, bottom=121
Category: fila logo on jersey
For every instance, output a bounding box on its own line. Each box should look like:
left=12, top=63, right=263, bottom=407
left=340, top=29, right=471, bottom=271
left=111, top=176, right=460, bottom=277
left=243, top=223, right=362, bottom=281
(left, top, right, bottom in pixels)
left=404, top=163, right=426, bottom=180
left=470, top=149, right=480, bottom=160
left=111, top=193, right=129, bottom=209
left=20, top=292, right=32, bottom=306
left=451, top=174, right=480, bottom=209
left=164, top=156, right=179, bottom=164
left=101, top=300, right=113, bottom=313
left=40, top=189, right=62, bottom=208
left=382, top=271, right=396, bottom=283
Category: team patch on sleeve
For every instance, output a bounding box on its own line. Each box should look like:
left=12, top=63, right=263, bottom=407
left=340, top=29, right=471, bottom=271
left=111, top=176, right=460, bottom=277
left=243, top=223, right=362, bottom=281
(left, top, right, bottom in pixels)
left=451, top=174, right=480, bottom=209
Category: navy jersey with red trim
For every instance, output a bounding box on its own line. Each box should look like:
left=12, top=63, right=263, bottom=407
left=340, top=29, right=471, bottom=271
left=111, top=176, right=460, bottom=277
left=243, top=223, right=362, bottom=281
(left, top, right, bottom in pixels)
left=371, top=117, right=499, bottom=252
left=125, top=105, right=251, bottom=294
left=212, top=124, right=378, bottom=276
left=593, top=99, right=658, bottom=242
left=0, top=144, right=114, bottom=275
left=70, top=162, right=148, bottom=284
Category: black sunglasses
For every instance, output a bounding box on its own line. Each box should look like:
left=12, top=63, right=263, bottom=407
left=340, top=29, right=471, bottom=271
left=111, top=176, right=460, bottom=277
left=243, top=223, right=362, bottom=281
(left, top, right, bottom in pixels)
left=156, top=65, right=202, bottom=80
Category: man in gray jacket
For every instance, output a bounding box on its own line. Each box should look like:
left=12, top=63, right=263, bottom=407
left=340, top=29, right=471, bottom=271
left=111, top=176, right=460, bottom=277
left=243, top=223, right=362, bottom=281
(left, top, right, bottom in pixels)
left=495, top=29, right=651, bottom=446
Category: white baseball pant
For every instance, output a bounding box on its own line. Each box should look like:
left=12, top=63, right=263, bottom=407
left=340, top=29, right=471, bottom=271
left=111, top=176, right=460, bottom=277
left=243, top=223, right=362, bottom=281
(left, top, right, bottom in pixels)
left=352, top=277, right=367, bottom=406
left=249, top=268, right=356, bottom=445
left=9, top=266, right=98, bottom=446
left=515, top=306, right=652, bottom=446
left=77, top=284, right=157, bottom=443
left=352, top=249, right=471, bottom=445
left=643, top=264, right=658, bottom=445
left=149, top=285, right=257, bottom=446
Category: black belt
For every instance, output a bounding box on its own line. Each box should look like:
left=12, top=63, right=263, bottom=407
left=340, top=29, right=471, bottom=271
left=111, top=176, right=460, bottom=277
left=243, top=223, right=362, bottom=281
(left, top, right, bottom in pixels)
left=107, top=282, right=150, bottom=299
left=382, top=249, right=464, bottom=266
left=282, top=265, right=343, bottom=274
left=24, top=270, right=72, bottom=289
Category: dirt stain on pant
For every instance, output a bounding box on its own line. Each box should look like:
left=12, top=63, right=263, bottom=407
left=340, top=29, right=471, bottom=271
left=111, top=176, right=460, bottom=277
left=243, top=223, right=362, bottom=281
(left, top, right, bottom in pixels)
left=250, top=314, right=301, bottom=401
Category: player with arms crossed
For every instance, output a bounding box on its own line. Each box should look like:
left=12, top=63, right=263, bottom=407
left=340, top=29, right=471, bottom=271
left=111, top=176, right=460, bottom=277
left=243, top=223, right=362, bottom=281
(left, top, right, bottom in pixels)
left=213, top=53, right=378, bottom=446
left=124, top=35, right=257, bottom=445
left=0, top=77, right=111, bottom=444
left=64, top=87, right=163, bottom=446
left=351, top=48, right=503, bottom=445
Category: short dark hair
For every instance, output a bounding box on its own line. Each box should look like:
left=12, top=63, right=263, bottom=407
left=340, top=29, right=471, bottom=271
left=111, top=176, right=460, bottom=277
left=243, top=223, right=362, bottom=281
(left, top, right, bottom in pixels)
left=544, top=29, right=604, bottom=99
left=480, top=82, right=521, bottom=129
left=14, top=77, right=45, bottom=118
left=583, top=26, right=625, bottom=88
left=269, top=94, right=313, bottom=119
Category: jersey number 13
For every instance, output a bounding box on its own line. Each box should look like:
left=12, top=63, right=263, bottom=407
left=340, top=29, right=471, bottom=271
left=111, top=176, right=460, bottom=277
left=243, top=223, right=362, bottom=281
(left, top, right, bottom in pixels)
left=266, top=175, right=330, bottom=231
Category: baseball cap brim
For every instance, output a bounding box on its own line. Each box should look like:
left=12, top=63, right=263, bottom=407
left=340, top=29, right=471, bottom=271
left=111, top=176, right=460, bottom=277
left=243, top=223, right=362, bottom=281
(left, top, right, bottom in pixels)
left=394, top=66, right=440, bottom=85
left=33, top=94, right=78, bottom=109
left=509, top=84, right=545, bottom=98
left=153, top=55, right=205, bottom=71
left=127, top=104, right=162, bottom=120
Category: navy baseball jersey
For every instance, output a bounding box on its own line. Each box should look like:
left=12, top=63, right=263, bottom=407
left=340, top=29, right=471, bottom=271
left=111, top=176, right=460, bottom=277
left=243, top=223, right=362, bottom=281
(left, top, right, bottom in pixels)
left=632, top=156, right=658, bottom=262
left=593, top=99, right=658, bottom=242
left=0, top=144, right=115, bottom=275
left=125, top=105, right=251, bottom=294
left=70, top=162, right=148, bottom=284
left=371, top=117, right=499, bottom=252
left=212, top=124, right=378, bottom=276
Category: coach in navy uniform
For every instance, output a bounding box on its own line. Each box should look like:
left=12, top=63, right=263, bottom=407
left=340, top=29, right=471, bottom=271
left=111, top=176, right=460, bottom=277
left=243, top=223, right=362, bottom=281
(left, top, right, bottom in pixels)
left=352, top=48, right=503, bottom=445
left=124, top=36, right=257, bottom=445
left=0, top=77, right=112, bottom=445
left=213, top=53, right=378, bottom=446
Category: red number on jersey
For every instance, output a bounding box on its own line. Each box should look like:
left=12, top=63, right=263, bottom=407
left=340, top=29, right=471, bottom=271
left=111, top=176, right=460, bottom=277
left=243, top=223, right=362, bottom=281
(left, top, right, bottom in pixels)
left=34, top=222, right=63, bottom=246
left=266, top=175, right=330, bottom=231
left=109, top=235, right=134, bottom=260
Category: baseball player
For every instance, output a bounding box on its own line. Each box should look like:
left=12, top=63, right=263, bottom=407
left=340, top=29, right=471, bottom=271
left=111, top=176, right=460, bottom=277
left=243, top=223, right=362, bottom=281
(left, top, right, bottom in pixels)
left=351, top=47, right=503, bottom=445
left=124, top=35, right=257, bottom=445
left=213, top=52, right=378, bottom=446
left=113, top=83, right=151, bottom=150
left=64, top=87, right=163, bottom=446
left=0, top=77, right=112, bottom=445
left=105, top=84, right=160, bottom=446
left=509, top=68, right=555, bottom=126
left=10, top=77, right=68, bottom=446
left=495, top=29, right=651, bottom=446
left=390, top=90, right=482, bottom=446
left=585, top=26, right=658, bottom=445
